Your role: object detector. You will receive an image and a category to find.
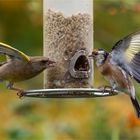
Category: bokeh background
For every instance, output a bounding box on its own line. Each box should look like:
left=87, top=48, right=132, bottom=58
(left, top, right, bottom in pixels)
left=0, top=0, right=140, bottom=140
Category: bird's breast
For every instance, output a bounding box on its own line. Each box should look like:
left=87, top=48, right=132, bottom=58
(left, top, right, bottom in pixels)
left=98, top=62, right=112, bottom=75
left=98, top=62, right=129, bottom=89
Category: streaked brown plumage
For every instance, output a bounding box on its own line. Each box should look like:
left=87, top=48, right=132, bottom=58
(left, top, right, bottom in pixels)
left=98, top=57, right=129, bottom=90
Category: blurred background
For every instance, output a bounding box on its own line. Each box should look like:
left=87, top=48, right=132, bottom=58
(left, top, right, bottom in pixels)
left=0, top=0, right=140, bottom=140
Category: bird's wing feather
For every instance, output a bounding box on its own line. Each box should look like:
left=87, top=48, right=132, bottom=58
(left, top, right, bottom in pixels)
left=0, top=42, right=30, bottom=62
left=110, top=31, right=140, bottom=83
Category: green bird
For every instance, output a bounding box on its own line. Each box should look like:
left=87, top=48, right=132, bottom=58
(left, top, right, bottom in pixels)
left=0, top=42, right=55, bottom=97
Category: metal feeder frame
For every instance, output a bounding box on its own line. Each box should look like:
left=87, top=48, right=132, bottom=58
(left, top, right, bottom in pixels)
left=23, top=88, right=120, bottom=98
left=25, top=0, right=120, bottom=99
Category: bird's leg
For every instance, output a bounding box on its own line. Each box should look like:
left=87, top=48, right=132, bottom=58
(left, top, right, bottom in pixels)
left=98, top=85, right=115, bottom=95
left=104, top=85, right=115, bottom=94
left=6, top=82, right=24, bottom=98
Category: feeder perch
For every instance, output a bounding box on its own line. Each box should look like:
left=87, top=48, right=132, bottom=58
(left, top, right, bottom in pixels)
left=23, top=88, right=120, bottom=98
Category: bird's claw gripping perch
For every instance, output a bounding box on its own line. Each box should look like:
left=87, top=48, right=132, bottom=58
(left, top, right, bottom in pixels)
left=98, top=86, right=115, bottom=95
left=17, top=90, right=24, bottom=98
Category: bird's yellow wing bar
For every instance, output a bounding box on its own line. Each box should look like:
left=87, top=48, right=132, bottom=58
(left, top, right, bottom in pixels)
left=111, top=31, right=140, bottom=83
left=0, top=42, right=30, bottom=62
left=125, top=33, right=140, bottom=62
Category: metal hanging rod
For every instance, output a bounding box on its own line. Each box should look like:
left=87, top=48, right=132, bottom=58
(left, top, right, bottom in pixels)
left=22, top=88, right=120, bottom=98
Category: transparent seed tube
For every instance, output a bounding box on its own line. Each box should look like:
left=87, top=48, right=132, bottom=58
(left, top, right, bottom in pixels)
left=44, top=0, right=93, bottom=88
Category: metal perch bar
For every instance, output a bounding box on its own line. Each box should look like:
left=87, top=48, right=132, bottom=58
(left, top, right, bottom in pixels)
left=22, top=88, right=120, bottom=98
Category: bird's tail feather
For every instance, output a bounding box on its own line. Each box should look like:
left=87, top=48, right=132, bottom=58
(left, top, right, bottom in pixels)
left=130, top=97, right=140, bottom=118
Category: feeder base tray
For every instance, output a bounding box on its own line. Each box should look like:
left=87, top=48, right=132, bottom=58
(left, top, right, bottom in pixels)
left=22, top=88, right=119, bottom=98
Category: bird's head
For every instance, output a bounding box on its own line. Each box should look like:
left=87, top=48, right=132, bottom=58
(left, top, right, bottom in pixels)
left=30, top=56, right=55, bottom=72
left=89, top=49, right=109, bottom=66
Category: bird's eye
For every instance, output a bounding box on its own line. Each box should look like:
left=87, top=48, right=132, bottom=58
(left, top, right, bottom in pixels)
left=41, top=60, right=47, bottom=64
left=95, top=52, right=98, bottom=55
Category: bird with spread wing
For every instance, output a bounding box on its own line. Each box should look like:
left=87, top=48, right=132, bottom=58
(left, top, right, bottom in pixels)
left=0, top=42, right=55, bottom=97
left=89, top=31, right=140, bottom=118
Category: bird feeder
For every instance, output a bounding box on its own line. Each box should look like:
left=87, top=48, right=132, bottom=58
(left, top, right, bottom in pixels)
left=44, top=0, right=93, bottom=88
left=23, top=0, right=119, bottom=98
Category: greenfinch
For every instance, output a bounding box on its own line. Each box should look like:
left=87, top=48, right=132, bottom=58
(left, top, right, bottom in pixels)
left=0, top=42, right=55, bottom=97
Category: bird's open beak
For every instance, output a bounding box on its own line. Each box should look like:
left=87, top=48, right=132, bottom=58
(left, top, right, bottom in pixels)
left=88, top=49, right=98, bottom=59
left=88, top=53, right=94, bottom=58
left=88, top=53, right=96, bottom=59
left=48, top=60, right=56, bottom=67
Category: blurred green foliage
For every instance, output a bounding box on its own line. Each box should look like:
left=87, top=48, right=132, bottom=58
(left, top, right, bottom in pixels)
left=0, top=0, right=140, bottom=140
left=0, top=0, right=43, bottom=89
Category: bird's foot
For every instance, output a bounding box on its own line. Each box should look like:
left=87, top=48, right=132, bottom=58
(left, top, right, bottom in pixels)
left=98, top=85, right=115, bottom=95
left=17, top=90, right=24, bottom=99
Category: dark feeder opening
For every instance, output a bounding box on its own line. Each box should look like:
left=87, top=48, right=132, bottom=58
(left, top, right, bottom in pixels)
left=69, top=49, right=91, bottom=79
left=74, top=55, right=89, bottom=71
